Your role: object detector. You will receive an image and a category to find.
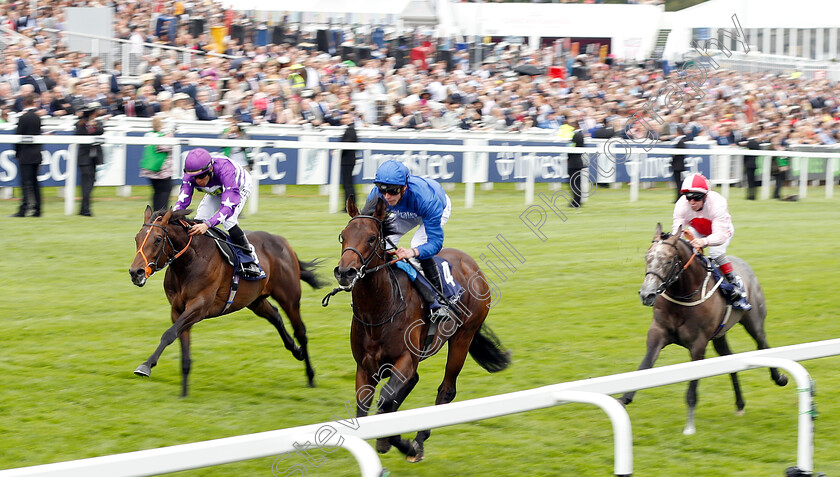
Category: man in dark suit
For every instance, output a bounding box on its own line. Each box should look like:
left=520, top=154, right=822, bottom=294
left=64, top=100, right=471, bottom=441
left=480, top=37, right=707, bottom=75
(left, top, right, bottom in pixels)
left=339, top=112, right=359, bottom=211
left=12, top=93, right=43, bottom=217
left=671, top=126, right=687, bottom=202
left=567, top=119, right=585, bottom=208
left=741, top=127, right=761, bottom=200
left=194, top=90, right=217, bottom=120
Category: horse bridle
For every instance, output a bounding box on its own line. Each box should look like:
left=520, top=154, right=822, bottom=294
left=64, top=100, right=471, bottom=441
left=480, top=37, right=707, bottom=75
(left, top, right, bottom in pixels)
left=336, top=214, right=393, bottom=289
left=645, top=239, right=692, bottom=297
left=326, top=214, right=406, bottom=326
left=135, top=217, right=193, bottom=278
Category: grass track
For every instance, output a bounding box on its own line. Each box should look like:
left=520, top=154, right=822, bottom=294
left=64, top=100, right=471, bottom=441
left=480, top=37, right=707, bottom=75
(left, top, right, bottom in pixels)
left=1, top=183, right=838, bottom=476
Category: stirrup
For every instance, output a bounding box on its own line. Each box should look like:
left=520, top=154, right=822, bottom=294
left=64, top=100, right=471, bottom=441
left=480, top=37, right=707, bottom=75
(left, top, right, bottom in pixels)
left=429, top=306, right=450, bottom=322
left=732, top=296, right=752, bottom=311
left=241, top=262, right=261, bottom=277
left=248, top=244, right=260, bottom=265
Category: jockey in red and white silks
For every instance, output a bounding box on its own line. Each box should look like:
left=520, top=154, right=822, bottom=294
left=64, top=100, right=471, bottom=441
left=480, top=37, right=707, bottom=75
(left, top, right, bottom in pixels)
left=672, top=173, right=750, bottom=310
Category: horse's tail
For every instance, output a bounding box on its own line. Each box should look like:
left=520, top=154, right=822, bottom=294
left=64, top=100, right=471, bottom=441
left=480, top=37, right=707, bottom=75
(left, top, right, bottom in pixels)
left=469, top=324, right=511, bottom=373
left=299, top=259, right=329, bottom=289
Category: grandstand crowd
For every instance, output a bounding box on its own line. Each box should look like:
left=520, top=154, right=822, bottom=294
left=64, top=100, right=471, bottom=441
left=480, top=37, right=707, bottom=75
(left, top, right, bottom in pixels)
left=1, top=0, right=839, bottom=150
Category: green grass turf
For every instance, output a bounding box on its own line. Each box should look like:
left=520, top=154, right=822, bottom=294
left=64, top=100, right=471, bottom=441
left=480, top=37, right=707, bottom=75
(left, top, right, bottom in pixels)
left=1, top=183, right=838, bottom=476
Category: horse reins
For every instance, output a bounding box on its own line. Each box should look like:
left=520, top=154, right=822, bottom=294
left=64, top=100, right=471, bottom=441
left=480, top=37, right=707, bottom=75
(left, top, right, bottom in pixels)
left=135, top=217, right=193, bottom=278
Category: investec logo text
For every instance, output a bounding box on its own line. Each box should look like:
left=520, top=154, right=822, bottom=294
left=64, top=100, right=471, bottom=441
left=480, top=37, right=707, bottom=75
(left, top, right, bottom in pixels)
left=363, top=152, right=456, bottom=180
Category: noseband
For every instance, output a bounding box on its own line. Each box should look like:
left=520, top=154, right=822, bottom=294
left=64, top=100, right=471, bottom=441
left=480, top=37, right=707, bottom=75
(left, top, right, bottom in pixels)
left=135, top=217, right=193, bottom=278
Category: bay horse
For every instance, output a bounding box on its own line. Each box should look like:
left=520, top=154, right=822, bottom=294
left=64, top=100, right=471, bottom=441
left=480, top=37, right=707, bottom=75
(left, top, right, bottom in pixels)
left=331, top=197, right=511, bottom=462
left=620, top=223, right=788, bottom=434
left=129, top=206, right=326, bottom=397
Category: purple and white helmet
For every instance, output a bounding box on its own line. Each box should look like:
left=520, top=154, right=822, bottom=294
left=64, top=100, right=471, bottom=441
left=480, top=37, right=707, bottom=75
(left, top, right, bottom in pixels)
left=183, top=148, right=214, bottom=179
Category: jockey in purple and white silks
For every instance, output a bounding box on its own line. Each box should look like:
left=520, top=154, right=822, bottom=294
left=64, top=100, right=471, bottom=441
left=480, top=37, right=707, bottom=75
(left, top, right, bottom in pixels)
left=173, top=147, right=260, bottom=277
left=366, top=159, right=452, bottom=319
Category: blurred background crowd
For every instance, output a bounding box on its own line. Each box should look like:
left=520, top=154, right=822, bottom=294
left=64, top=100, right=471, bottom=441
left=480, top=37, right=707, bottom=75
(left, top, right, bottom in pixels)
left=1, top=0, right=838, bottom=152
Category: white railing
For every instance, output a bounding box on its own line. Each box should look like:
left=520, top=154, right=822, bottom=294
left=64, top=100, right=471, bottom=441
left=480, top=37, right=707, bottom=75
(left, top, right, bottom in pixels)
left=1, top=338, right=837, bottom=477
left=1, top=134, right=838, bottom=214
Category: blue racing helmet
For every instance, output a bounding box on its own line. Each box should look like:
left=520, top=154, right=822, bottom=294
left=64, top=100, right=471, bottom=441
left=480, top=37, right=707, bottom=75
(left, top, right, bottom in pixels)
left=374, top=160, right=410, bottom=186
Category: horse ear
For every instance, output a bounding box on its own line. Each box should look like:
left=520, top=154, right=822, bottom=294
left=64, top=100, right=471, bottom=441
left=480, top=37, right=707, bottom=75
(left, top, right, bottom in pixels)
left=676, top=225, right=683, bottom=238
left=347, top=196, right=359, bottom=217
left=144, top=205, right=152, bottom=223
left=162, top=208, right=173, bottom=224
left=374, top=197, right=387, bottom=220
left=654, top=222, right=662, bottom=240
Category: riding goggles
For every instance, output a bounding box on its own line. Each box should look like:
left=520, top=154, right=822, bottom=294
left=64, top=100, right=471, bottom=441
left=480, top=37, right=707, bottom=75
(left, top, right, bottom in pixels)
left=685, top=192, right=706, bottom=202
left=376, top=183, right=403, bottom=195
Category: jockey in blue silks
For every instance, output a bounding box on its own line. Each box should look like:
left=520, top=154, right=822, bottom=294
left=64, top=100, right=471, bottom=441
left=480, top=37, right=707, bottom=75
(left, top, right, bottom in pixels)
left=367, top=160, right=452, bottom=319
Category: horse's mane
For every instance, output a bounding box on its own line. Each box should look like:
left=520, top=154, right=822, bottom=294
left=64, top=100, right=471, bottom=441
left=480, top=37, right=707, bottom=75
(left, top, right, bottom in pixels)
left=360, top=197, right=398, bottom=237
left=151, top=208, right=195, bottom=228
left=659, top=232, right=695, bottom=254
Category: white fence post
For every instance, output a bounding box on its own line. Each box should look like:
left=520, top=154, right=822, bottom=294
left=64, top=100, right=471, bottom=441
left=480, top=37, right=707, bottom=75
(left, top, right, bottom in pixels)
left=525, top=153, right=535, bottom=205
left=743, top=357, right=814, bottom=474
left=826, top=156, right=835, bottom=199
left=329, top=149, right=341, bottom=213
left=64, top=144, right=78, bottom=216
left=629, top=155, right=639, bottom=202
left=553, top=391, right=633, bottom=477
left=761, top=155, right=772, bottom=200
left=798, top=156, right=809, bottom=199
left=249, top=147, right=260, bottom=216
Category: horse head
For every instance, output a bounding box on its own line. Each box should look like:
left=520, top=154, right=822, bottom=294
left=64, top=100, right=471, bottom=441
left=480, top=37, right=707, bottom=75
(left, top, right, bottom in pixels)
left=639, top=223, right=687, bottom=306
left=129, top=206, right=192, bottom=287
left=334, top=197, right=389, bottom=289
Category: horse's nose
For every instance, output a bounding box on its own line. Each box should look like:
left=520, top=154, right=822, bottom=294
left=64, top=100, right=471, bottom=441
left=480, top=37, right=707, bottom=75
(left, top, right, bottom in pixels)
left=129, top=268, right=147, bottom=287
left=334, top=266, right=357, bottom=286
left=639, top=291, right=657, bottom=306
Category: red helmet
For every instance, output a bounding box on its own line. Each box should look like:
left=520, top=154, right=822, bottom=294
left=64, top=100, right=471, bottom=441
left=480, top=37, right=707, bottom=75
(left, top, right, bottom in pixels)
left=680, top=173, right=710, bottom=195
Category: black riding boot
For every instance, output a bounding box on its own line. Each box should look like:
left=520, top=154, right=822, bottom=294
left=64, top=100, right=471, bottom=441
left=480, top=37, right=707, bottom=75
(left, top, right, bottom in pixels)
left=229, top=225, right=261, bottom=277
left=420, top=257, right=449, bottom=321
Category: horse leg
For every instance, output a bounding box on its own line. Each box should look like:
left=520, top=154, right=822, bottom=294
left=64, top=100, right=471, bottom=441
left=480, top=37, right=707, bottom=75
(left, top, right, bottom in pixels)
left=740, top=313, right=789, bottom=387
left=712, top=336, right=745, bottom=414
left=354, top=366, right=394, bottom=455
left=275, top=299, right=315, bottom=388
left=249, top=298, right=313, bottom=386
left=375, top=357, right=419, bottom=459
left=407, top=333, right=474, bottom=463
left=375, top=372, right=420, bottom=455
left=684, top=342, right=707, bottom=436
left=178, top=329, right=192, bottom=398
left=618, top=327, right=668, bottom=406
left=135, top=309, right=198, bottom=380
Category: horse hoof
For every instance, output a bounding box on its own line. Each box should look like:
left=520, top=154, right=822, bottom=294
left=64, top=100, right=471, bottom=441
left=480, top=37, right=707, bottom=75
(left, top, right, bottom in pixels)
left=307, top=379, right=316, bottom=388
left=405, top=440, right=424, bottom=463
left=778, top=374, right=789, bottom=387
left=683, top=426, right=696, bottom=436
left=134, top=364, right=151, bottom=377
left=376, top=439, right=392, bottom=454
left=735, top=409, right=745, bottom=417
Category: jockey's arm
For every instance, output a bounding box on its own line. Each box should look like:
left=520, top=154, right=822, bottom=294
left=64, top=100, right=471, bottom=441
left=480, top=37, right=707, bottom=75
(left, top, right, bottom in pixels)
left=172, top=180, right=195, bottom=211
left=206, top=186, right=242, bottom=228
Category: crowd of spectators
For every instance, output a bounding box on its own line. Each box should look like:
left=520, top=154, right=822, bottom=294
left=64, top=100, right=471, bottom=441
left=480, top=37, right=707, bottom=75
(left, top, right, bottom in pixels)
left=1, top=0, right=839, bottom=157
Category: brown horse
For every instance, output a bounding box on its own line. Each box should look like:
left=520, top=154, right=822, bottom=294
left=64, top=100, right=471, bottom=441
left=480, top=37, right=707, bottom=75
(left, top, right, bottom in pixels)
left=129, top=206, right=326, bottom=397
left=331, top=197, right=511, bottom=462
left=620, top=223, right=788, bottom=434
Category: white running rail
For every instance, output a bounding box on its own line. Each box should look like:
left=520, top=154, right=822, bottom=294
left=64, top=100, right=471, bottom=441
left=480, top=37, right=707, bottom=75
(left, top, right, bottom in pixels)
left=1, top=339, right=837, bottom=477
